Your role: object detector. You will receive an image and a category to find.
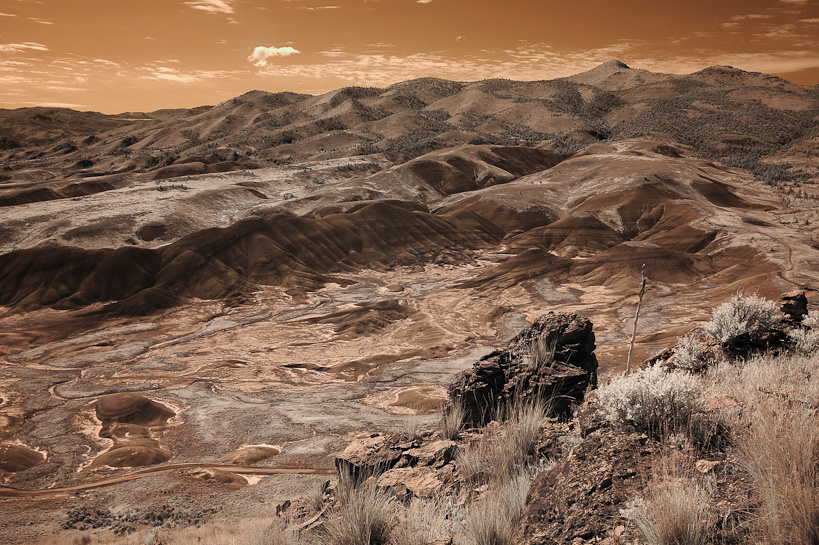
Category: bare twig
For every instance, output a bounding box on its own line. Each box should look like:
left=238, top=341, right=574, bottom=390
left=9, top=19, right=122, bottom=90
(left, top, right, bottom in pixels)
left=626, top=264, right=647, bottom=375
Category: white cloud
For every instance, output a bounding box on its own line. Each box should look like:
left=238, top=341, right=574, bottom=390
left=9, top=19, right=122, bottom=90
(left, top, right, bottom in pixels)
left=0, top=12, right=18, bottom=17
left=0, top=42, right=48, bottom=53
left=184, top=0, right=235, bottom=14
left=140, top=65, right=231, bottom=83
left=247, top=45, right=301, bottom=67
left=417, top=0, right=432, bottom=3
left=799, top=18, right=819, bottom=23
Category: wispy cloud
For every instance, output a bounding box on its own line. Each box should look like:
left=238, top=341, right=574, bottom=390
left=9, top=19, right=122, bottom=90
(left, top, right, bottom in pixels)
left=798, top=18, right=819, bottom=23
left=183, top=0, right=235, bottom=15
left=247, top=45, right=301, bottom=67
left=730, top=14, right=773, bottom=21
left=0, top=42, right=48, bottom=53
left=0, top=12, right=18, bottom=17
left=140, top=64, right=231, bottom=83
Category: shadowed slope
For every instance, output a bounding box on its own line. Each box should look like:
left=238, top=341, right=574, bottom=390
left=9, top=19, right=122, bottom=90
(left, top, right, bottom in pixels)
left=0, top=202, right=503, bottom=315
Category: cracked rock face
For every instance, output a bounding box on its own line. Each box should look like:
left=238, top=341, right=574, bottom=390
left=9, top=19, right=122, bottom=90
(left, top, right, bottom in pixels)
left=515, top=429, right=654, bottom=545
left=446, top=312, right=598, bottom=426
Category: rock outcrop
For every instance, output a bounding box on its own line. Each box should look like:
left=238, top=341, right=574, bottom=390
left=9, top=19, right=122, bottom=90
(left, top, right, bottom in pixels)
left=781, top=290, right=809, bottom=323
left=514, top=429, right=655, bottom=545
left=446, top=312, right=598, bottom=426
left=334, top=432, right=457, bottom=499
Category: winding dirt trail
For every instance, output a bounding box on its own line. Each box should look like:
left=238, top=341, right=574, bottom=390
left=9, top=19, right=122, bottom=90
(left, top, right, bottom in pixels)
left=0, top=463, right=335, bottom=499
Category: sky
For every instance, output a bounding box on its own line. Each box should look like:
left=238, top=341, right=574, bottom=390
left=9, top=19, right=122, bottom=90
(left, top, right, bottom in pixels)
left=0, top=0, right=817, bottom=113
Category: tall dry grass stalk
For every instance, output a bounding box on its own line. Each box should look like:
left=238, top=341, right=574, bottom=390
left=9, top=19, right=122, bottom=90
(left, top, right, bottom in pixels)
left=712, top=353, right=819, bottom=544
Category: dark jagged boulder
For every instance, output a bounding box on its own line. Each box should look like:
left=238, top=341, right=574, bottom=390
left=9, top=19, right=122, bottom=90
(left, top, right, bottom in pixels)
left=781, top=290, right=808, bottom=323
left=446, top=312, right=598, bottom=426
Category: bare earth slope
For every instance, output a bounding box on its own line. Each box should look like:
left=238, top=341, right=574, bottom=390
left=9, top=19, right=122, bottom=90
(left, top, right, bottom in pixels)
left=1, top=63, right=818, bottom=542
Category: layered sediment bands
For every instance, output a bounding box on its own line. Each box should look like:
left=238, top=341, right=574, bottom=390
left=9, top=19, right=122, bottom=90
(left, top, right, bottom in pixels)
left=366, top=145, right=566, bottom=198
left=505, top=214, right=624, bottom=258
left=0, top=202, right=503, bottom=315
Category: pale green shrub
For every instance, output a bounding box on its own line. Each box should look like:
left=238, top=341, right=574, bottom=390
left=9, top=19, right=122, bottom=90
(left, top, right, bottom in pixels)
left=673, top=334, right=711, bottom=371
left=597, top=365, right=705, bottom=439
left=704, top=292, right=779, bottom=343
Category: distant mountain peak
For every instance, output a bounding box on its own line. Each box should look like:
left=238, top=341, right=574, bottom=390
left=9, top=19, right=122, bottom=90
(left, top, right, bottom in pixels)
left=599, top=59, right=630, bottom=70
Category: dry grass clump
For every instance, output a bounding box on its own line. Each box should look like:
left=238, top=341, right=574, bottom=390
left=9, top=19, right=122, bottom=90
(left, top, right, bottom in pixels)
left=458, top=399, right=549, bottom=484
left=527, top=333, right=556, bottom=370
left=596, top=365, right=707, bottom=441
left=711, top=353, right=819, bottom=545
left=400, top=414, right=426, bottom=441
left=462, top=469, right=536, bottom=545
left=391, top=496, right=456, bottom=545
left=439, top=398, right=465, bottom=440
left=321, top=472, right=395, bottom=545
left=703, top=292, right=780, bottom=343
left=622, top=476, right=714, bottom=545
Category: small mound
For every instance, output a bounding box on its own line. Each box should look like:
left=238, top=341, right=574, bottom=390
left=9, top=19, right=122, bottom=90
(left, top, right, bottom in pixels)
left=94, top=393, right=175, bottom=427
left=0, top=443, right=45, bottom=472
left=89, top=445, right=172, bottom=468
left=222, top=446, right=281, bottom=465
left=195, top=469, right=247, bottom=484
left=389, top=386, right=447, bottom=414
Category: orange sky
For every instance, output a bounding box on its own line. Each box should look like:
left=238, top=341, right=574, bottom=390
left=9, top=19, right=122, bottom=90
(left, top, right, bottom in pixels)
left=0, top=0, right=817, bottom=113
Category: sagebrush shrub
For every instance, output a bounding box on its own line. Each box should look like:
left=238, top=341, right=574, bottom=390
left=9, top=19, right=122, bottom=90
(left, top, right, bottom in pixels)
left=704, top=292, right=779, bottom=343
left=789, top=328, right=819, bottom=356
left=597, top=365, right=706, bottom=439
left=673, top=334, right=711, bottom=371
